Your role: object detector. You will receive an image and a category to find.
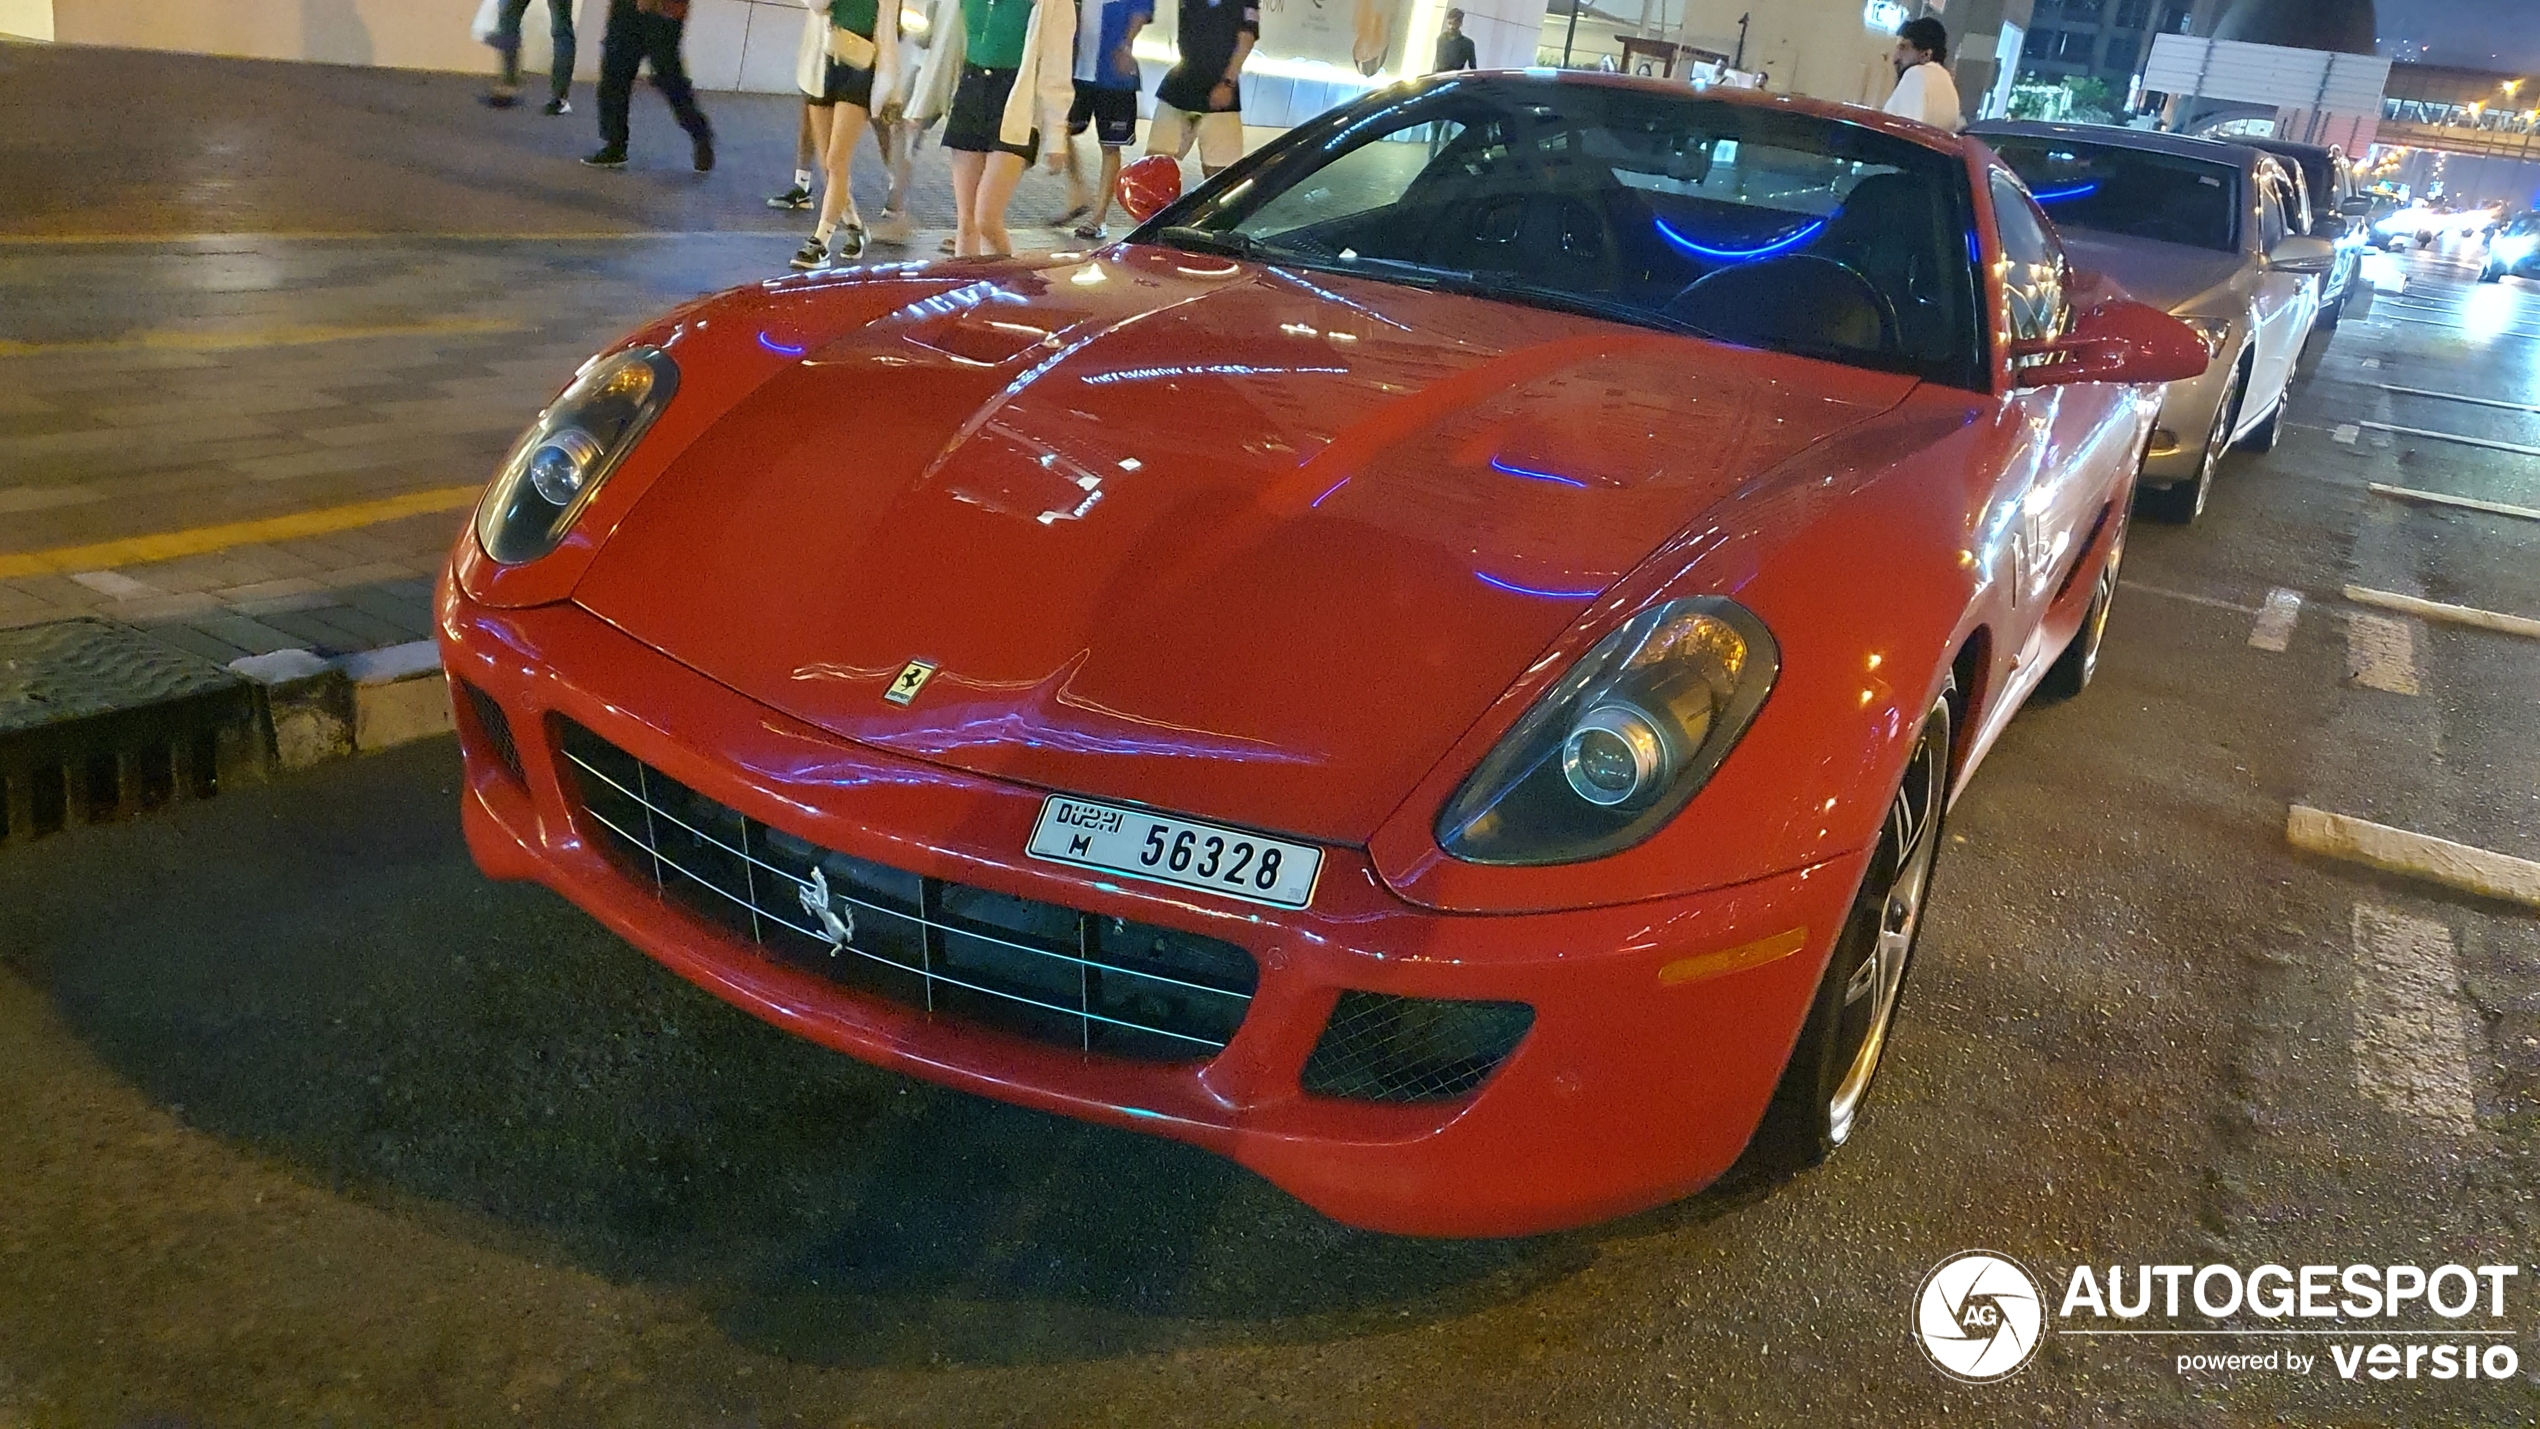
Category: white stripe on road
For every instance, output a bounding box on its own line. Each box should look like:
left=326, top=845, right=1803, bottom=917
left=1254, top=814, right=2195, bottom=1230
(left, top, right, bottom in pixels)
left=2333, top=424, right=2361, bottom=445
left=2345, top=584, right=2540, bottom=641
left=2347, top=903, right=2478, bottom=1134
left=2358, top=421, right=2540, bottom=458
left=2293, top=806, right=2540, bottom=912
left=2345, top=612, right=2421, bottom=694
left=2368, top=482, right=2540, bottom=523
left=2376, top=383, right=2540, bottom=414
left=2249, top=588, right=2303, bottom=652
left=2121, top=581, right=2262, bottom=616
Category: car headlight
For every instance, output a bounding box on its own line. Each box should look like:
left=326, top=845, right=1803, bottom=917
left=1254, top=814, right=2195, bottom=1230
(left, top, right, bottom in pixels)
left=2498, top=234, right=2538, bottom=263
left=1436, top=598, right=1779, bottom=866
left=2177, top=315, right=2231, bottom=360
left=476, top=346, right=679, bottom=565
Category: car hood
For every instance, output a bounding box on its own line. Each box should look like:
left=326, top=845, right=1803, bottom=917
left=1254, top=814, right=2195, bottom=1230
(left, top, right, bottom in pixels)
left=2062, top=231, right=2248, bottom=315
left=572, top=250, right=1916, bottom=844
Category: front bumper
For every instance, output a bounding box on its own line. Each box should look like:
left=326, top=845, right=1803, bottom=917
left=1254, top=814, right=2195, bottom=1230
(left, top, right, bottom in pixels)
left=2140, top=338, right=2239, bottom=487
left=437, top=576, right=1872, bottom=1237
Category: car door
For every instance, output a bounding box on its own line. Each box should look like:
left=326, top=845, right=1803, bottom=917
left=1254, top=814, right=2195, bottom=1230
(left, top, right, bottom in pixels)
left=1992, top=174, right=2135, bottom=667
left=2246, top=162, right=2315, bottom=413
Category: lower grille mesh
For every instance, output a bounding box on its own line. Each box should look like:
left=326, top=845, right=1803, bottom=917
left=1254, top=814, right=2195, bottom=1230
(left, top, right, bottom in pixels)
left=554, top=718, right=1257, bottom=1063
left=1301, top=991, right=1535, bottom=1103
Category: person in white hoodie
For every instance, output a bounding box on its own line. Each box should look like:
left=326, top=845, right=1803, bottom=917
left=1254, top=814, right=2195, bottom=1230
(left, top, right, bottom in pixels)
left=1883, top=16, right=1963, bottom=133
left=792, top=0, right=904, bottom=267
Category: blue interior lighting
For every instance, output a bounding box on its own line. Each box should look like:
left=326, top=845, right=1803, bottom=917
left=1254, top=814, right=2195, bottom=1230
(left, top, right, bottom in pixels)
left=2032, top=181, right=2100, bottom=204
left=1655, top=215, right=1826, bottom=262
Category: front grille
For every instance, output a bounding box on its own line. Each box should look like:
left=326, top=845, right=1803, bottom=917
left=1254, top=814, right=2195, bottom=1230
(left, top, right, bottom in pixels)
left=461, top=683, right=522, bottom=780
left=1301, top=992, right=1535, bottom=1103
left=554, top=718, right=1257, bottom=1063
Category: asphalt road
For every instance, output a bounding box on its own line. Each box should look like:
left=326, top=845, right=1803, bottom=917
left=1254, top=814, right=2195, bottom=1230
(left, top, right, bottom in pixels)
left=5, top=49, right=2540, bottom=1427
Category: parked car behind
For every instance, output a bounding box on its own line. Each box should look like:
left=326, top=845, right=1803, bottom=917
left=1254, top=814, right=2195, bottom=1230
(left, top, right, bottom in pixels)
left=2480, top=212, right=2539, bottom=284
left=2242, top=136, right=2372, bottom=325
left=1969, top=121, right=2333, bottom=523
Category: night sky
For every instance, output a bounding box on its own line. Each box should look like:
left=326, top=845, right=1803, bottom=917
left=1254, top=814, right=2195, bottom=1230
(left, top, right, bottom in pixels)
left=2377, top=0, right=2540, bottom=73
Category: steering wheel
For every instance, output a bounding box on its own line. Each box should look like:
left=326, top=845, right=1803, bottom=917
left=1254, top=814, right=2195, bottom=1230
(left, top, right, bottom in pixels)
left=1423, top=191, right=1622, bottom=284
left=1668, top=254, right=1901, bottom=353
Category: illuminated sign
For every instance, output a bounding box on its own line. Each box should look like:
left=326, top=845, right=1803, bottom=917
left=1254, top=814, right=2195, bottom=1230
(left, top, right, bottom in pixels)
left=1864, top=1, right=1911, bottom=32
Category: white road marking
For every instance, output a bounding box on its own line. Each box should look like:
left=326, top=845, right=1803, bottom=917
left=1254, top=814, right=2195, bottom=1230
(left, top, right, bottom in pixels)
left=2345, top=584, right=2540, bottom=641
left=68, top=570, right=162, bottom=600
left=2359, top=358, right=2382, bottom=369
left=2249, top=588, right=2303, bottom=651
left=2344, top=612, right=2421, bottom=694
left=2346, top=903, right=2478, bottom=1134
left=2368, top=482, right=2540, bottom=522
left=2358, top=421, right=2540, bottom=458
left=2119, top=581, right=2261, bottom=615
left=2376, top=382, right=2540, bottom=414
left=2333, top=424, right=2361, bottom=445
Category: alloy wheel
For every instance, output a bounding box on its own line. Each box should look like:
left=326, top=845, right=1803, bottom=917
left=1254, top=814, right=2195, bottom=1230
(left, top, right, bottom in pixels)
left=1824, top=698, right=1949, bottom=1146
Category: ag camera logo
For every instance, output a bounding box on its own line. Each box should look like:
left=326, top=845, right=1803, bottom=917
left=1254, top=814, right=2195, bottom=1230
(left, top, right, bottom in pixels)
left=1917, top=1251, right=2047, bottom=1382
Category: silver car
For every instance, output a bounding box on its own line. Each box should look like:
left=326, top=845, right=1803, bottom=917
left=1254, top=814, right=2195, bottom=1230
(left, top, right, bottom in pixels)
left=1969, top=123, right=2335, bottom=523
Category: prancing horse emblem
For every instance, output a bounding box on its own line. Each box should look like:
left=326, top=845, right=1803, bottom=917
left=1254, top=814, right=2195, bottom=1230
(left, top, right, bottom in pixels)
left=798, top=866, right=854, bottom=952
left=885, top=659, right=938, bottom=706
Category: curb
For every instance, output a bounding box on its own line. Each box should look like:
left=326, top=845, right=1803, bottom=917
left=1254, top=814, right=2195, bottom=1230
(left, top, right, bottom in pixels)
left=229, top=639, right=451, bottom=771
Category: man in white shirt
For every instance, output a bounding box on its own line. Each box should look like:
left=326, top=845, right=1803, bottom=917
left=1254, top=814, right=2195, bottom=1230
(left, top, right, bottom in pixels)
left=1883, top=16, right=1963, bottom=133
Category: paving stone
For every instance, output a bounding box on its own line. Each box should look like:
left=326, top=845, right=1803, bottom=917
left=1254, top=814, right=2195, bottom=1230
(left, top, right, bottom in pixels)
left=188, top=612, right=316, bottom=657
left=218, top=576, right=327, bottom=606
left=229, top=443, right=419, bottom=482
left=138, top=621, right=258, bottom=666
left=332, top=582, right=435, bottom=637
left=99, top=592, right=228, bottom=623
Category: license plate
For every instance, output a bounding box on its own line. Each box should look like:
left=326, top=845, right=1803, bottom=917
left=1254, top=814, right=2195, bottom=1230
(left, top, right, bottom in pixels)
left=1027, top=796, right=1322, bottom=910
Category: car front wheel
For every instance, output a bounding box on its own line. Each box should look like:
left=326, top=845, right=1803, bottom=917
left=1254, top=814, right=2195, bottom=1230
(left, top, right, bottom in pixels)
left=1745, top=682, right=1952, bottom=1172
left=2044, top=507, right=2126, bottom=699
left=2144, top=363, right=2243, bottom=525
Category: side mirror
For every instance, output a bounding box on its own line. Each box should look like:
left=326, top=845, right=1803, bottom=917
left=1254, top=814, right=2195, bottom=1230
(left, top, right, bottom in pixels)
left=2012, top=297, right=2210, bottom=389
left=2267, top=234, right=2337, bottom=275
left=1117, top=154, right=1184, bottom=225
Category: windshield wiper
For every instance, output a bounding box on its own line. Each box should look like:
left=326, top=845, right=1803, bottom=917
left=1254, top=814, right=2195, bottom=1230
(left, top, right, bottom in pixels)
left=1436, top=273, right=1726, bottom=342
left=1155, top=226, right=1259, bottom=259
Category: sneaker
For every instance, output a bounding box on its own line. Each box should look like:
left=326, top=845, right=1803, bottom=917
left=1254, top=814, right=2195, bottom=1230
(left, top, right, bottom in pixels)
left=1072, top=221, right=1109, bottom=241
left=834, top=224, right=867, bottom=261
left=542, top=97, right=572, bottom=116
left=870, top=209, right=915, bottom=244
left=582, top=146, right=628, bottom=168
left=789, top=236, right=828, bottom=271
left=479, top=90, right=521, bottom=109
left=692, top=132, right=716, bottom=173
left=766, top=183, right=814, bottom=211
left=937, top=235, right=957, bottom=255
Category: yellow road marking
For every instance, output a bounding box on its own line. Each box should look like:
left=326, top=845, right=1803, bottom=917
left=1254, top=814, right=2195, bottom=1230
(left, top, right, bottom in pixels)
left=0, top=485, right=481, bottom=580
left=1659, top=926, right=1810, bottom=987
left=0, top=317, right=525, bottom=358
left=2289, top=806, right=2540, bottom=912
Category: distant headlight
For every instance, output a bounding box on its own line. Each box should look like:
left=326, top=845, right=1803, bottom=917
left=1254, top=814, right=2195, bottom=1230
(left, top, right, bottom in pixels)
left=2497, top=234, right=2539, bottom=264
left=476, top=347, right=679, bottom=565
left=2177, top=315, right=2232, bottom=360
left=1437, top=598, right=1779, bottom=866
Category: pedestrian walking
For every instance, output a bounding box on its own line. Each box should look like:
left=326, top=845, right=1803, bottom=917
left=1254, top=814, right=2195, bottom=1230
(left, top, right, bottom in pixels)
left=1060, top=0, right=1152, bottom=241
left=1148, top=0, right=1255, bottom=178
left=585, top=0, right=716, bottom=171
left=769, top=0, right=829, bottom=210
left=792, top=0, right=904, bottom=268
left=1429, top=6, right=1474, bottom=73
left=1883, top=16, right=1963, bottom=133
left=930, top=0, right=1074, bottom=257
left=483, top=0, right=578, bottom=113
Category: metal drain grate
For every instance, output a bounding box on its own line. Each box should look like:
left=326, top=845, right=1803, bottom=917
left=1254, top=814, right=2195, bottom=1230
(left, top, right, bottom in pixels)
left=0, top=619, right=258, bottom=848
left=1299, top=991, right=1536, bottom=1103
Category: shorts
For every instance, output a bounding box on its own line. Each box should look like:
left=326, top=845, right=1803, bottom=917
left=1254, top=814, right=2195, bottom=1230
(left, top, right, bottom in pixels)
left=1148, top=104, right=1244, bottom=170
left=943, top=63, right=1038, bottom=160
left=808, top=56, right=875, bottom=110
left=1068, top=81, right=1138, bottom=147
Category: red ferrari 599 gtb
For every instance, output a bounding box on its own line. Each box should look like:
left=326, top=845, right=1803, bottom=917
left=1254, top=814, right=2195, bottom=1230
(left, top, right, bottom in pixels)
left=439, top=72, right=2205, bottom=1236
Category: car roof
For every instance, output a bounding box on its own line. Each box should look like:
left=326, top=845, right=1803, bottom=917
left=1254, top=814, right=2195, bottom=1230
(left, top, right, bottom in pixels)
left=1965, top=119, right=2265, bottom=174
left=2241, top=136, right=2342, bottom=163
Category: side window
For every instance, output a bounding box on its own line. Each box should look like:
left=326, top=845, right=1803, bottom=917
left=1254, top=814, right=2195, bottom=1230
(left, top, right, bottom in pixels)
left=2257, top=170, right=2289, bottom=251
left=1991, top=173, right=2070, bottom=344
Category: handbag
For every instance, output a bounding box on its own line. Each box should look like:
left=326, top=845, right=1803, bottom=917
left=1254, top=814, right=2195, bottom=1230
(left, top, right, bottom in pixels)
left=471, top=0, right=503, bottom=45
left=827, top=24, right=879, bottom=70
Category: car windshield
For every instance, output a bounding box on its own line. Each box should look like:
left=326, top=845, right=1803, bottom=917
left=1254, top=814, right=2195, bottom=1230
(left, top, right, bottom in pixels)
left=1985, top=138, right=2241, bottom=253
left=1145, top=78, right=1987, bottom=388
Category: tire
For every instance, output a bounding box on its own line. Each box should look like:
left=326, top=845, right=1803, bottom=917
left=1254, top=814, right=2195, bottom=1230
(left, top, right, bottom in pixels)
left=2479, top=265, right=2502, bottom=284
left=2142, top=363, right=2243, bottom=525
left=2043, top=504, right=2127, bottom=700
left=1744, top=683, right=1953, bottom=1174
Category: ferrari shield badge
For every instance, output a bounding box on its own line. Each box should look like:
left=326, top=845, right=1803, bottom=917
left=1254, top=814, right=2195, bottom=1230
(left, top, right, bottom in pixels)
left=885, top=659, right=938, bottom=706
